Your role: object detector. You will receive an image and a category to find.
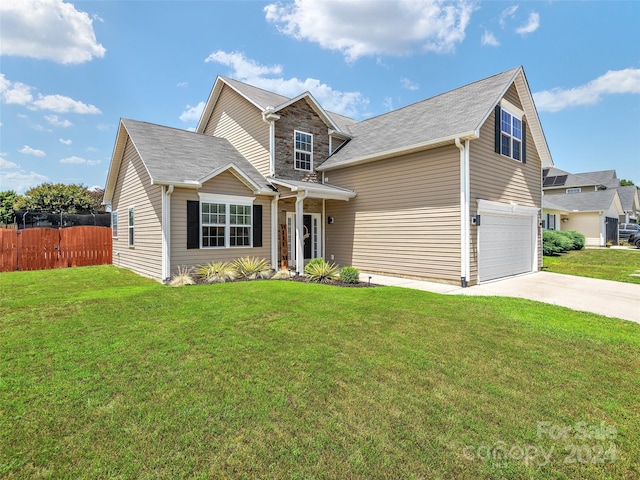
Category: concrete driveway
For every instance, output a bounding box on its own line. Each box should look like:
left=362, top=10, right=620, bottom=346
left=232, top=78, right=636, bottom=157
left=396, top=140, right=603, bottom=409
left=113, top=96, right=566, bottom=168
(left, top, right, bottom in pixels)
left=362, top=272, right=640, bottom=324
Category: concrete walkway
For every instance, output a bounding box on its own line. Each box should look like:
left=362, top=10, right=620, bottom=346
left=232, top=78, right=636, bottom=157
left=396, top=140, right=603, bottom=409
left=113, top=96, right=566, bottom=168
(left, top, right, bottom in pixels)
left=361, top=271, right=640, bottom=324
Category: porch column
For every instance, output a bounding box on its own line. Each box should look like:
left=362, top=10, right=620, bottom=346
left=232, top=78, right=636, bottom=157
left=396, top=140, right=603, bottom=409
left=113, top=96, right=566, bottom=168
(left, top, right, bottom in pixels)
left=271, top=195, right=279, bottom=269
left=295, top=192, right=307, bottom=274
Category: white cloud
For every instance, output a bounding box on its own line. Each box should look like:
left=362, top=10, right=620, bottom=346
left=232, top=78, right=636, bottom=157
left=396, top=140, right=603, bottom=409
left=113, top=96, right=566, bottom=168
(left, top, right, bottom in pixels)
left=19, top=145, right=46, bottom=157
left=96, top=123, right=113, bottom=131
left=0, top=0, right=106, bottom=64
left=400, top=77, right=419, bottom=91
left=481, top=30, right=500, bottom=47
left=203, top=50, right=368, bottom=118
left=1, top=74, right=100, bottom=115
left=59, top=138, right=72, bottom=145
left=179, top=102, right=206, bottom=123
left=0, top=74, right=33, bottom=104
left=533, top=68, right=640, bottom=112
left=264, top=0, right=474, bottom=62
left=0, top=169, right=49, bottom=193
left=516, top=12, right=540, bottom=35
left=33, top=94, right=100, bottom=114
left=60, top=155, right=100, bottom=165
left=45, top=115, right=73, bottom=127
left=176, top=82, right=188, bottom=88
left=0, top=157, right=19, bottom=169
left=499, top=5, right=518, bottom=28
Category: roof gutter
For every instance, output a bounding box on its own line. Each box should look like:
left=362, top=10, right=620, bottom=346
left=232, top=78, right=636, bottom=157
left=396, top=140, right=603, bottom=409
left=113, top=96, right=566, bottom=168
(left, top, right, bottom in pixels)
left=455, top=138, right=471, bottom=288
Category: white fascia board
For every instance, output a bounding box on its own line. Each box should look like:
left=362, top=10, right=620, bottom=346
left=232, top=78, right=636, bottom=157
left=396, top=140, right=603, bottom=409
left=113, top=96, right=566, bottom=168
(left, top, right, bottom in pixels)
left=269, top=178, right=356, bottom=201
left=317, top=131, right=478, bottom=172
left=151, top=180, right=202, bottom=189
left=478, top=199, right=540, bottom=216
left=103, top=120, right=129, bottom=202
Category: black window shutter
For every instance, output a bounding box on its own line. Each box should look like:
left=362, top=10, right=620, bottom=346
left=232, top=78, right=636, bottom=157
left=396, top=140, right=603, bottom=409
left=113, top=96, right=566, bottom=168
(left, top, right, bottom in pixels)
left=521, top=120, right=527, bottom=164
left=187, top=200, right=199, bottom=249
left=494, top=105, right=501, bottom=154
left=252, top=204, right=263, bottom=247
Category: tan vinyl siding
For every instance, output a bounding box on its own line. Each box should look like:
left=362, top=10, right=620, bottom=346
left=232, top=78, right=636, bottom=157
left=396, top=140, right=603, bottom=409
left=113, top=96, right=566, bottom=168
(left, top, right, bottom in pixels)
left=563, top=213, right=602, bottom=246
left=545, top=186, right=596, bottom=195
left=503, top=84, right=523, bottom=109
left=111, top=138, right=163, bottom=280
left=170, top=170, right=272, bottom=272
left=330, top=137, right=348, bottom=154
left=469, top=99, right=543, bottom=282
left=203, top=85, right=270, bottom=177
left=325, top=146, right=461, bottom=283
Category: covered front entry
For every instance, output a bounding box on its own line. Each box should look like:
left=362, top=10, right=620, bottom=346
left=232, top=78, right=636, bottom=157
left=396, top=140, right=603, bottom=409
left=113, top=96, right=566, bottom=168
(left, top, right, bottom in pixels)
left=286, top=213, right=321, bottom=269
left=477, top=200, right=539, bottom=283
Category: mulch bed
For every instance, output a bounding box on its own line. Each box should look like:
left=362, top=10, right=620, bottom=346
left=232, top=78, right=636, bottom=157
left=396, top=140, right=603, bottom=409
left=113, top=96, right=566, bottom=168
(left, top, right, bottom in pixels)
left=192, top=275, right=379, bottom=288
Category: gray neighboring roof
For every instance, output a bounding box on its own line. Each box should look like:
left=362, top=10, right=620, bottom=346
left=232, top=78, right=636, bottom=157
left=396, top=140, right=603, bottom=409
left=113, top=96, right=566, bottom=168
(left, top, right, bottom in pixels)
left=544, top=167, right=619, bottom=190
left=543, top=189, right=618, bottom=212
left=617, top=185, right=640, bottom=211
left=319, top=67, right=522, bottom=170
left=121, top=118, right=271, bottom=191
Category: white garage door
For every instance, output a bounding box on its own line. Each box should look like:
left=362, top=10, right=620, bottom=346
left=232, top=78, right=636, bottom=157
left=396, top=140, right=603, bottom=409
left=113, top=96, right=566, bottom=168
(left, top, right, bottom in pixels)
left=478, top=212, right=534, bottom=282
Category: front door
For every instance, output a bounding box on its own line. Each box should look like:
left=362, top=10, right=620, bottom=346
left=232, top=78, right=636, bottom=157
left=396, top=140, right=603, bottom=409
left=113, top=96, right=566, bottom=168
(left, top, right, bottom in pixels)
left=287, top=213, right=321, bottom=268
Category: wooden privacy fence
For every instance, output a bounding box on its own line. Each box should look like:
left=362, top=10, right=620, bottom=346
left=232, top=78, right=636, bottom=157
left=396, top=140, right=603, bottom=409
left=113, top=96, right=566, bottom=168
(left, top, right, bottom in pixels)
left=0, top=226, right=112, bottom=272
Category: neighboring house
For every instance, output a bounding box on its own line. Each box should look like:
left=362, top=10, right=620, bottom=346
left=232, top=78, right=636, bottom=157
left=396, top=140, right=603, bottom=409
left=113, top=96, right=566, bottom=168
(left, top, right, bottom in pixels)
left=104, top=66, right=552, bottom=286
left=542, top=167, right=638, bottom=245
left=543, top=190, right=624, bottom=246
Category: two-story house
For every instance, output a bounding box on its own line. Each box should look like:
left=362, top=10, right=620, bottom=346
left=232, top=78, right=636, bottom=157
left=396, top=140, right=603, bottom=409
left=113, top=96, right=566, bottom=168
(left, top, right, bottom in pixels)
left=103, top=66, right=553, bottom=285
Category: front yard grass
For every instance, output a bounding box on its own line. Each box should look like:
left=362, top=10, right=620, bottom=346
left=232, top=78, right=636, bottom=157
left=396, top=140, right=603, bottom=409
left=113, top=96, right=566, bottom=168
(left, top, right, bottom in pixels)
left=1, top=266, right=639, bottom=479
left=544, top=248, right=640, bottom=284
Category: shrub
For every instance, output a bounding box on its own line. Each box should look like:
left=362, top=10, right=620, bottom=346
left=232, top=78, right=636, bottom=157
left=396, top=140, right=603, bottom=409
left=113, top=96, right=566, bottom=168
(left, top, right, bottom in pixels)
left=340, top=266, right=360, bottom=284
left=195, top=261, right=235, bottom=283
left=232, top=257, right=272, bottom=280
left=543, top=230, right=573, bottom=256
left=304, top=259, right=340, bottom=283
left=305, top=257, right=325, bottom=269
left=561, top=230, right=585, bottom=250
left=169, top=265, right=195, bottom=286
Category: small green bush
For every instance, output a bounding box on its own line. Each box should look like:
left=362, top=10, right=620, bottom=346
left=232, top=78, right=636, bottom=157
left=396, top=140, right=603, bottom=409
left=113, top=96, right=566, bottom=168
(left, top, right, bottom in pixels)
left=561, top=230, right=585, bottom=250
left=543, top=230, right=573, bottom=256
left=305, top=257, right=325, bottom=269
left=304, top=259, right=340, bottom=283
left=195, top=261, right=235, bottom=283
left=340, top=266, right=360, bottom=284
left=232, top=257, right=272, bottom=280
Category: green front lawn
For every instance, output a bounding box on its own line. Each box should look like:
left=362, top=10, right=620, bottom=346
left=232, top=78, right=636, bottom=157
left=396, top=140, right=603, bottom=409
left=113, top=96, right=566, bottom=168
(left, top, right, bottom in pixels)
left=543, top=248, right=640, bottom=284
left=1, top=266, right=639, bottom=479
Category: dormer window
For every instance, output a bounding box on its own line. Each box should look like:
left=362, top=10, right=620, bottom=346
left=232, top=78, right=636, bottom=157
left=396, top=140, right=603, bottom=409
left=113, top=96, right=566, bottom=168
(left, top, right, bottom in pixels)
left=294, top=130, right=313, bottom=171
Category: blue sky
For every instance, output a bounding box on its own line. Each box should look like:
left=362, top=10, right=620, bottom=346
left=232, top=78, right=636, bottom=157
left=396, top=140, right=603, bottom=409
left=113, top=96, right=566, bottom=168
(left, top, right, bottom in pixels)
left=1, top=0, right=639, bottom=194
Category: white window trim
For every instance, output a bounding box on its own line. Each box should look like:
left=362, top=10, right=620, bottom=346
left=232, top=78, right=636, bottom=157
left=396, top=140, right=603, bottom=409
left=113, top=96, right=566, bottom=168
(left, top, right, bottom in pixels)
left=566, top=188, right=582, bottom=194
left=499, top=106, right=523, bottom=162
left=111, top=210, right=118, bottom=238
left=127, top=206, right=134, bottom=247
left=198, top=193, right=255, bottom=249
left=294, top=130, right=313, bottom=172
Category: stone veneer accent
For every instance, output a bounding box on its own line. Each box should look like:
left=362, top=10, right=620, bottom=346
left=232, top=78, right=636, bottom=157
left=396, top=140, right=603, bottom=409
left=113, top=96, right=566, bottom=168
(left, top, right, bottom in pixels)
left=273, top=99, right=330, bottom=182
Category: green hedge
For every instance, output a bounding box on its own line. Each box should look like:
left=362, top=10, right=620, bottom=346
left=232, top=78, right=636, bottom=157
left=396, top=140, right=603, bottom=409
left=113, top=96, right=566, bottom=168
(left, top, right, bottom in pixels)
left=543, top=230, right=585, bottom=256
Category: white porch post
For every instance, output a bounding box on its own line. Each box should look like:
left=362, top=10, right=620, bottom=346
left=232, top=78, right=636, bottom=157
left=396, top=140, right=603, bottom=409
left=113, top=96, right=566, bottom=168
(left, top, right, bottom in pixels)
left=295, top=192, right=306, bottom=274
left=271, top=195, right=279, bottom=269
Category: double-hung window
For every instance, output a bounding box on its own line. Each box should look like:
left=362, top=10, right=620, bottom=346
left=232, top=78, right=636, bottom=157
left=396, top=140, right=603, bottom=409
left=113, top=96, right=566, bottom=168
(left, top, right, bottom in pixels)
left=200, top=194, right=253, bottom=248
left=128, top=207, right=134, bottom=247
left=111, top=211, right=118, bottom=238
left=500, top=109, right=523, bottom=161
left=294, top=130, right=313, bottom=171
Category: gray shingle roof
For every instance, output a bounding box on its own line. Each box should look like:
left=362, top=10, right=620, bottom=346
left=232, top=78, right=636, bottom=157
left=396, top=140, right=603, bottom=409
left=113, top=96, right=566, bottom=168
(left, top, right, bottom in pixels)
left=318, top=67, right=521, bottom=170
left=220, top=76, right=358, bottom=133
left=544, top=168, right=619, bottom=190
left=617, top=185, right=639, bottom=211
left=543, top=189, right=618, bottom=212
left=121, top=118, right=271, bottom=190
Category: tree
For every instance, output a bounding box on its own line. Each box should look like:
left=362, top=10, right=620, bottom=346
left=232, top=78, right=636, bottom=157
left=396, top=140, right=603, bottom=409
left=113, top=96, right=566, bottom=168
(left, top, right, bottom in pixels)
left=14, top=183, right=95, bottom=214
left=620, top=179, right=635, bottom=186
left=87, top=187, right=107, bottom=214
left=0, top=190, right=18, bottom=224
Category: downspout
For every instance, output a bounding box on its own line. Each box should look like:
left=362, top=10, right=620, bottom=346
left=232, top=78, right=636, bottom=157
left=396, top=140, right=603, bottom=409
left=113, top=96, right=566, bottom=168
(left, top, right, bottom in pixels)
left=262, top=107, right=281, bottom=177
left=162, top=184, right=174, bottom=282
left=455, top=138, right=470, bottom=287
left=271, top=193, right=280, bottom=270
left=295, top=192, right=308, bottom=275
